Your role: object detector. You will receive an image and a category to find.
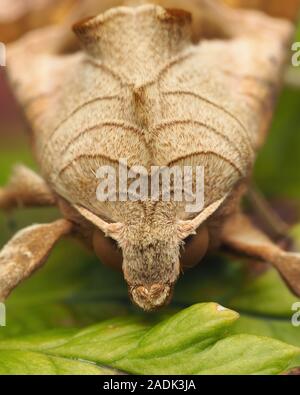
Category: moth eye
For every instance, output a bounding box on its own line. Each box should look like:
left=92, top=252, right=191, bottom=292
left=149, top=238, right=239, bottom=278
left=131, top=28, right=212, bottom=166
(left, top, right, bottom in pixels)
left=180, top=226, right=209, bottom=270
left=92, top=229, right=122, bottom=271
left=108, top=237, right=118, bottom=249
left=184, top=234, right=194, bottom=244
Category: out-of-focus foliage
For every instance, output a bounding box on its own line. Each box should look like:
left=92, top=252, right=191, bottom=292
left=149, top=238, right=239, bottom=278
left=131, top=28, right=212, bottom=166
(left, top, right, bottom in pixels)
left=254, top=87, right=300, bottom=202
left=296, top=19, right=300, bottom=40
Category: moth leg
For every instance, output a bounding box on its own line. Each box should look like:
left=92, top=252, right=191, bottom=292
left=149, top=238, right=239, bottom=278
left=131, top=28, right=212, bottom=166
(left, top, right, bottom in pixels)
left=0, top=219, right=73, bottom=301
left=0, top=165, right=56, bottom=211
left=247, top=185, right=289, bottom=240
left=221, top=212, right=300, bottom=296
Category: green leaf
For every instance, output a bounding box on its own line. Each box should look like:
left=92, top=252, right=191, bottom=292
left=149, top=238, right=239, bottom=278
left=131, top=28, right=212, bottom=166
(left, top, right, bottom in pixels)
left=230, top=315, right=300, bottom=369
left=0, top=350, right=115, bottom=375
left=0, top=303, right=298, bottom=375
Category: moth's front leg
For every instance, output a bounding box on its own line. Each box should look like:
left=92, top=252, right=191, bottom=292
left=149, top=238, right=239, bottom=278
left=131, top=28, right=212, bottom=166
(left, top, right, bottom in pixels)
left=0, top=219, right=73, bottom=301
left=221, top=212, right=300, bottom=296
left=0, top=165, right=56, bottom=211
left=247, top=185, right=289, bottom=240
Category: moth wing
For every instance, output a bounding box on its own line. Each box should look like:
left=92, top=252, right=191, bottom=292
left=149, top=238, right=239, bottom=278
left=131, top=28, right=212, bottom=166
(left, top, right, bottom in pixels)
left=153, top=8, right=293, bottom=215
left=6, top=25, right=76, bottom=132
left=4, top=3, right=296, bottom=224
left=138, top=1, right=294, bottom=149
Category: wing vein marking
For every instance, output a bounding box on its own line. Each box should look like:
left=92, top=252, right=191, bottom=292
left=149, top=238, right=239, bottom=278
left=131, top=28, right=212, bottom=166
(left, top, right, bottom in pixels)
left=84, top=58, right=132, bottom=87
left=166, top=151, right=243, bottom=177
left=48, top=94, right=121, bottom=137
left=85, top=51, right=195, bottom=89
left=152, top=119, right=252, bottom=160
left=58, top=153, right=122, bottom=177
left=138, top=51, right=195, bottom=89
left=163, top=90, right=250, bottom=138
left=40, top=95, right=128, bottom=158
left=59, top=121, right=145, bottom=156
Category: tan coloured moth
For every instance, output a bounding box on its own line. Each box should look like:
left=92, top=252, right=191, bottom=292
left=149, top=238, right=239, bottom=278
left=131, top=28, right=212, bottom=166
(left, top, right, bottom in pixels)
left=1, top=0, right=300, bottom=311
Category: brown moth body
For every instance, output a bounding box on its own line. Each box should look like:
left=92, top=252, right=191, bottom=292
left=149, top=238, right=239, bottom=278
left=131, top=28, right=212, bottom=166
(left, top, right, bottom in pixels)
left=1, top=0, right=300, bottom=310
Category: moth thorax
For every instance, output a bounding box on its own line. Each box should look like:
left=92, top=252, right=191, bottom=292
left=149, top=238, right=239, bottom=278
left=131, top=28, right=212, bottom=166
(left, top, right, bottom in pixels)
left=72, top=5, right=192, bottom=79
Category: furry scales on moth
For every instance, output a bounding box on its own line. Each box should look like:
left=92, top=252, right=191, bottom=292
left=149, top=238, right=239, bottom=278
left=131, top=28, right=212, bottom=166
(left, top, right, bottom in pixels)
left=1, top=0, right=300, bottom=311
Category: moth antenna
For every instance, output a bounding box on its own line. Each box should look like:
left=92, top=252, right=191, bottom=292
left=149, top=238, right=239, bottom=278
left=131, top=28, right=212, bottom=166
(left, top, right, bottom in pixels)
left=178, top=195, right=229, bottom=239
left=73, top=204, right=123, bottom=240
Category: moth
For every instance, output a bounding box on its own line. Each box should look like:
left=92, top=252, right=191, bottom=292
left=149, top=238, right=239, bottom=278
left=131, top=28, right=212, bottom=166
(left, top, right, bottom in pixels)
left=1, top=0, right=300, bottom=311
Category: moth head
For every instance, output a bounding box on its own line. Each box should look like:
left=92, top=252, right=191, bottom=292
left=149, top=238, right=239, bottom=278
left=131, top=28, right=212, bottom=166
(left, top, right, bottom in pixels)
left=74, top=196, right=227, bottom=311
left=121, top=226, right=181, bottom=312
